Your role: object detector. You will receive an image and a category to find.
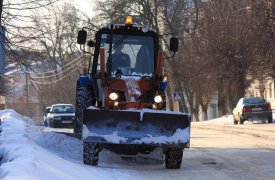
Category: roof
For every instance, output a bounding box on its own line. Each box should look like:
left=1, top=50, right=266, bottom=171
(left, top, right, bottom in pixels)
left=102, top=23, right=155, bottom=33
left=51, top=104, right=74, bottom=106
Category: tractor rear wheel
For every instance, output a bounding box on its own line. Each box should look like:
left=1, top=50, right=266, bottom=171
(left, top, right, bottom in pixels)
left=164, top=147, right=183, bottom=169
left=74, top=85, right=96, bottom=138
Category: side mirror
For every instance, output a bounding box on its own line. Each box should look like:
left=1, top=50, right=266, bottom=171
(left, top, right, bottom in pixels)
left=77, top=30, right=87, bottom=44
left=87, top=40, right=95, bottom=47
left=170, top=37, right=178, bottom=52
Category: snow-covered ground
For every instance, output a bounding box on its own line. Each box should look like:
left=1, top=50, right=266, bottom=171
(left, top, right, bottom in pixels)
left=192, top=114, right=234, bottom=125
left=0, top=110, right=187, bottom=180
left=193, top=113, right=275, bottom=125
left=1, top=110, right=275, bottom=180
left=0, top=110, right=126, bottom=179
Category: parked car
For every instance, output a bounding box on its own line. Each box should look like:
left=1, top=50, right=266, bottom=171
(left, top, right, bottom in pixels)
left=232, top=97, right=273, bottom=124
left=45, top=104, right=75, bottom=128
left=43, top=106, right=51, bottom=126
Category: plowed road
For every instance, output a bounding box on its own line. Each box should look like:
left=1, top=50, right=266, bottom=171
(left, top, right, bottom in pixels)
left=187, top=123, right=275, bottom=179
left=37, top=123, right=275, bottom=180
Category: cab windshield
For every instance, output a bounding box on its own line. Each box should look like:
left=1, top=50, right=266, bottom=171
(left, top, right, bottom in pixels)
left=99, top=34, right=155, bottom=76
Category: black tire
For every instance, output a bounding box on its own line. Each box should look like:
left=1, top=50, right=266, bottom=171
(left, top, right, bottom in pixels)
left=268, top=117, right=273, bottom=123
left=50, top=122, right=57, bottom=128
left=164, top=147, right=183, bottom=169
left=233, top=118, right=238, bottom=125
left=239, top=118, right=244, bottom=124
left=83, top=142, right=99, bottom=166
left=74, top=85, right=96, bottom=138
left=49, top=121, right=53, bottom=128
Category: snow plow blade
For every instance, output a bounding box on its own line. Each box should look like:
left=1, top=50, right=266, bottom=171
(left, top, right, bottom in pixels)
left=82, top=109, right=190, bottom=145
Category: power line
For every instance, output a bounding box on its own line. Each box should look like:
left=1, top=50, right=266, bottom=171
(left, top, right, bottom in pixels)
left=31, top=55, right=85, bottom=76
left=30, top=59, right=82, bottom=79
left=30, top=65, right=80, bottom=85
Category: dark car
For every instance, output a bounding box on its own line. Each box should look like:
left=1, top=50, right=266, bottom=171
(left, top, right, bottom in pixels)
left=45, top=104, right=75, bottom=128
left=232, top=97, right=273, bottom=124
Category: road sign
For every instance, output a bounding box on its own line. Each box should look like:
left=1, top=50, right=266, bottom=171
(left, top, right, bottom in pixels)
left=174, top=92, right=181, bottom=101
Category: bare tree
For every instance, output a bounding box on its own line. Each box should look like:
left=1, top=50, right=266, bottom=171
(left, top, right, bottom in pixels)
left=0, top=0, right=61, bottom=103
left=24, top=3, right=84, bottom=107
left=80, top=0, right=275, bottom=121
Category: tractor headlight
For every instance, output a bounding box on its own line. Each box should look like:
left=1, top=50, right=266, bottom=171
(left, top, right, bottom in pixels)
left=109, top=92, right=118, bottom=101
left=154, top=95, right=162, bottom=103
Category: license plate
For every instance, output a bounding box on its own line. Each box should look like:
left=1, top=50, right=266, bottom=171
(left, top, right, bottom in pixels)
left=62, top=121, right=72, bottom=123
left=252, top=108, right=262, bottom=111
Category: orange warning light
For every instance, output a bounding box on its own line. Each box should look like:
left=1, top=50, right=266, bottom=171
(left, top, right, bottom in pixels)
left=125, top=16, right=133, bottom=25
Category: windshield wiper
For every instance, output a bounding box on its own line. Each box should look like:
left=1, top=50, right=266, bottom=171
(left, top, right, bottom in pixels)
left=112, top=34, right=128, bottom=51
left=106, top=32, right=128, bottom=76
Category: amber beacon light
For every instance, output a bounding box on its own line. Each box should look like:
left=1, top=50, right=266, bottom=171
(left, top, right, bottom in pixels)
left=125, top=16, right=133, bottom=25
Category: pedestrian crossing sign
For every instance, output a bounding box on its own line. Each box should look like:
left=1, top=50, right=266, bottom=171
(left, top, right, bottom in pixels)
left=174, top=92, right=181, bottom=101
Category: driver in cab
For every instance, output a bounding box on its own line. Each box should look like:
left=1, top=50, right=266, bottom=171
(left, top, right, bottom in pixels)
left=112, top=44, right=130, bottom=72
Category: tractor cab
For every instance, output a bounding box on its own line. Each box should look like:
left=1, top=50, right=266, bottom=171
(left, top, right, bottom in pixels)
left=98, top=32, right=155, bottom=77
left=91, top=18, right=160, bottom=79
left=77, top=16, right=178, bottom=78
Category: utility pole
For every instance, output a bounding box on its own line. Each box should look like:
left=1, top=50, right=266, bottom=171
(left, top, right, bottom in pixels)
left=25, top=69, right=30, bottom=117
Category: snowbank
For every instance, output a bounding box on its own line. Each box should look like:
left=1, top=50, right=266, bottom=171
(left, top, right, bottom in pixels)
left=0, top=109, right=173, bottom=180
left=192, top=114, right=234, bottom=125
left=0, top=110, right=123, bottom=180
left=192, top=114, right=274, bottom=125
left=0, top=110, right=83, bottom=180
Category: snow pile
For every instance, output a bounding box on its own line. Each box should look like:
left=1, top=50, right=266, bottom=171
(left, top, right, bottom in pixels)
left=193, top=114, right=234, bottom=125
left=0, top=110, right=83, bottom=180
left=193, top=114, right=273, bottom=125
left=134, top=128, right=190, bottom=144
left=0, top=110, right=120, bottom=180
left=85, top=128, right=190, bottom=144
left=43, top=127, right=74, bottom=133
left=89, top=131, right=129, bottom=144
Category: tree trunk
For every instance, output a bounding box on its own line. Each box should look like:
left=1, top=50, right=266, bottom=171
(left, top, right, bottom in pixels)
left=192, top=97, right=200, bottom=122
left=166, top=83, right=174, bottom=111
left=179, top=95, right=188, bottom=113
left=0, top=0, right=3, bottom=24
left=237, top=62, right=246, bottom=99
left=201, top=105, right=208, bottom=121
left=218, top=78, right=227, bottom=116
left=218, top=93, right=227, bottom=116
left=193, top=113, right=199, bottom=122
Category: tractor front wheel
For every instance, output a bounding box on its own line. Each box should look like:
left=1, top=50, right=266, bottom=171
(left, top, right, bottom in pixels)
left=83, top=142, right=99, bottom=166
left=164, top=147, right=183, bottom=169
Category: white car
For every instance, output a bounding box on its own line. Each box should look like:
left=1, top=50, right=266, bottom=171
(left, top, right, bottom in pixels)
left=45, top=104, right=75, bottom=128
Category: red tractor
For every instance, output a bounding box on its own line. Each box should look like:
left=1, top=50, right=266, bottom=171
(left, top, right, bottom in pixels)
left=76, top=16, right=190, bottom=169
